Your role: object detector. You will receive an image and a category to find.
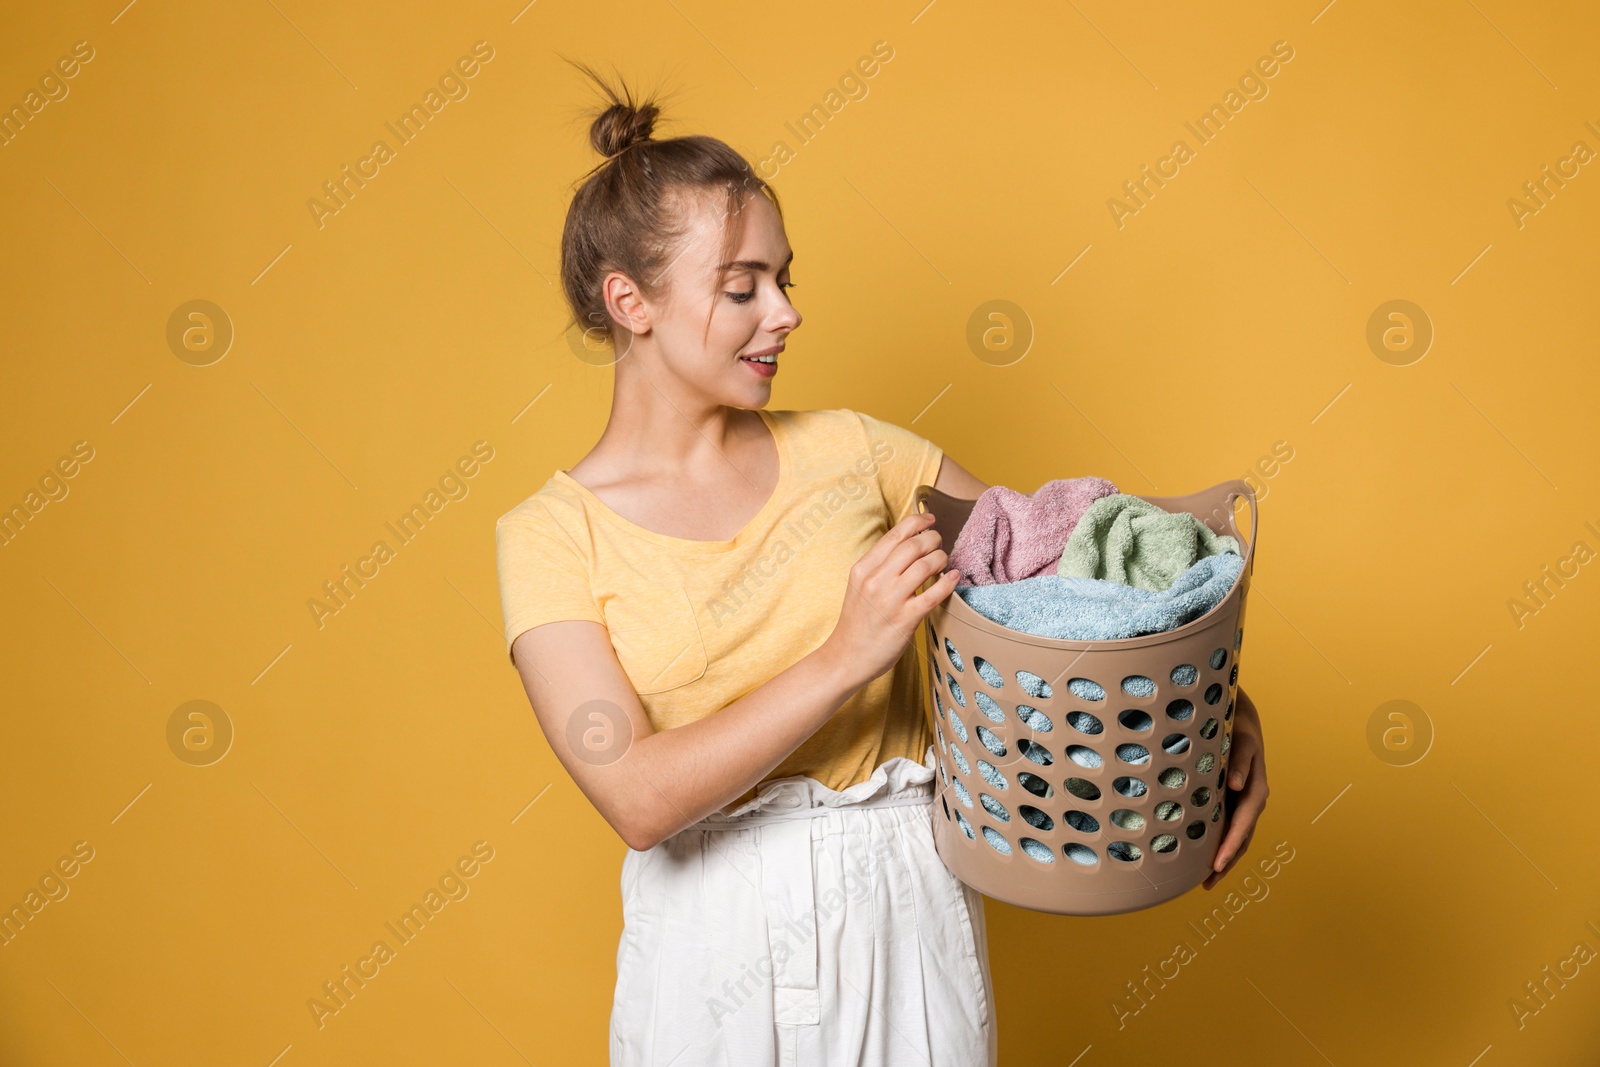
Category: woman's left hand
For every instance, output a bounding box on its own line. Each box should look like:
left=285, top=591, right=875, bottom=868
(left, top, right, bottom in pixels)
left=1202, top=686, right=1269, bottom=891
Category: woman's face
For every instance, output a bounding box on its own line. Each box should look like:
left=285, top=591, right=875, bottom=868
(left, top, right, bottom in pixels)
left=622, top=186, right=802, bottom=408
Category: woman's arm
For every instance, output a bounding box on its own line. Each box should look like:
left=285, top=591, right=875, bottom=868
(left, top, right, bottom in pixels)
left=510, top=511, right=957, bottom=852
left=512, top=620, right=859, bottom=851
left=933, top=454, right=988, bottom=498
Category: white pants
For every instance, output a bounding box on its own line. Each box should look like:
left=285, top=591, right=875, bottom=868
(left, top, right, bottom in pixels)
left=610, top=746, right=997, bottom=1066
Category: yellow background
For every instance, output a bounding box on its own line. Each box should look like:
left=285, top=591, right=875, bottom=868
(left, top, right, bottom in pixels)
left=3, top=0, right=1598, bottom=1063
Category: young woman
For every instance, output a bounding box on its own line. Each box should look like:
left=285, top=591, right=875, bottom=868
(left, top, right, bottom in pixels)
left=496, top=69, right=1271, bottom=1067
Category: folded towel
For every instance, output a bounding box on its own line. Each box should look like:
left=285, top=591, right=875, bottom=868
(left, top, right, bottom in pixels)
left=948, top=477, right=1120, bottom=586
left=1058, top=494, right=1240, bottom=592
left=955, top=553, right=1244, bottom=641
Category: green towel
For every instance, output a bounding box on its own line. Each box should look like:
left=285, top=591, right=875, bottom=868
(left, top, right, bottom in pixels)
left=1057, top=494, right=1240, bottom=592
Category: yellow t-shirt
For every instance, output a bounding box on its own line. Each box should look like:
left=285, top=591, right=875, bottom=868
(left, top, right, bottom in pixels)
left=494, top=407, right=945, bottom=810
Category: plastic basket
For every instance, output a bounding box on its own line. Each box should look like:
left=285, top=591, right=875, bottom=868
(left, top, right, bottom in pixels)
left=914, top=479, right=1258, bottom=916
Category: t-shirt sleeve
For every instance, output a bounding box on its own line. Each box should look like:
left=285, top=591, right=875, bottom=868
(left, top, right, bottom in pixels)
left=851, top=409, right=946, bottom=526
left=494, top=503, right=606, bottom=665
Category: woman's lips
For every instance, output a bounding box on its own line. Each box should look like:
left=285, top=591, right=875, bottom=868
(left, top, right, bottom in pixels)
left=739, top=344, right=782, bottom=377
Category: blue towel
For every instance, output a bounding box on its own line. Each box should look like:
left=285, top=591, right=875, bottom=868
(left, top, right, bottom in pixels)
left=955, top=553, right=1243, bottom=641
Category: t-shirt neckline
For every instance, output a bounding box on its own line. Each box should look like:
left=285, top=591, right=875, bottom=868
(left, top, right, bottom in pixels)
left=552, top=408, right=791, bottom=553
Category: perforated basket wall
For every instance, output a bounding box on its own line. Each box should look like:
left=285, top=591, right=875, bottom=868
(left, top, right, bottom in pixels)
left=914, top=480, right=1258, bottom=916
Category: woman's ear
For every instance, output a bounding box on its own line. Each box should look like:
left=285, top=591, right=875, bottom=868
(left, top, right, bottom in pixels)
left=602, top=270, right=651, bottom=338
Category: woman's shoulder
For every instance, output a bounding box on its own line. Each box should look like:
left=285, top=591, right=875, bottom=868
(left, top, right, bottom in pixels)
left=771, top=406, right=930, bottom=457
left=772, top=405, right=916, bottom=431
left=495, top=473, right=588, bottom=533
left=766, top=405, right=874, bottom=443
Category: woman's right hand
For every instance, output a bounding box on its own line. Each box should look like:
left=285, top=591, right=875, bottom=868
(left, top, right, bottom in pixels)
left=823, top=511, right=961, bottom=690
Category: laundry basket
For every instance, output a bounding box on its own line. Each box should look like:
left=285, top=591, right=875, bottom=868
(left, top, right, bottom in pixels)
left=914, top=479, right=1258, bottom=916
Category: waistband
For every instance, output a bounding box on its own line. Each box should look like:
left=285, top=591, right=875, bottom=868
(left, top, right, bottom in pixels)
left=691, top=750, right=939, bottom=831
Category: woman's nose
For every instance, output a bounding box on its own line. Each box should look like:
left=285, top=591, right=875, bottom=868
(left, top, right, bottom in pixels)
left=772, top=294, right=801, bottom=332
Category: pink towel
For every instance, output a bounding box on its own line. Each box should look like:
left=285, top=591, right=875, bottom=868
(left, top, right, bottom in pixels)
left=947, top=477, right=1120, bottom=586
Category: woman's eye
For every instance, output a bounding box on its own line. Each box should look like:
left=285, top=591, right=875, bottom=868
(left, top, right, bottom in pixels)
left=726, top=281, right=796, bottom=304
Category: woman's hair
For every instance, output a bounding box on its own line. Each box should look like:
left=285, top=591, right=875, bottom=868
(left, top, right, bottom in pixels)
left=559, top=61, right=783, bottom=350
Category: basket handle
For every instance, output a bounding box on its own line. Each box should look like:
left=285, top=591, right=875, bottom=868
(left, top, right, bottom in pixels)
left=1220, top=479, right=1258, bottom=569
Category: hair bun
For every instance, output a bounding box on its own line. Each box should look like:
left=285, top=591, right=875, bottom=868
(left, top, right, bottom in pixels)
left=591, top=100, right=659, bottom=158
